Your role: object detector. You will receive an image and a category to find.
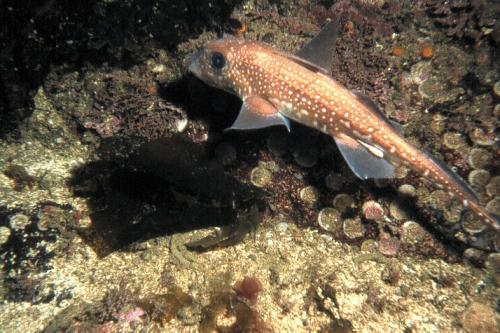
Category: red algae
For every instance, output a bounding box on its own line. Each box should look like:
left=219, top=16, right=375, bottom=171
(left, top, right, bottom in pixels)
left=233, top=276, right=263, bottom=305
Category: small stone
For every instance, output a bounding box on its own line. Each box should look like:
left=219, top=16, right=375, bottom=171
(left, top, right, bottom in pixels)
left=360, top=239, right=378, bottom=252
left=468, top=128, right=495, bottom=146
left=470, top=94, right=493, bottom=114
left=468, top=169, right=491, bottom=189
left=140, top=251, right=152, bottom=261
left=443, top=132, right=466, bottom=150
left=468, top=148, right=492, bottom=169
left=266, top=131, right=289, bottom=156
left=430, top=114, right=447, bottom=134
left=486, top=176, right=500, bottom=197
left=419, top=78, right=462, bottom=104
left=378, top=236, right=401, bottom=256
left=151, top=63, right=167, bottom=73
left=443, top=204, right=463, bottom=224
left=461, top=302, right=498, bottom=333
left=292, top=143, right=318, bottom=168
left=37, top=205, right=67, bottom=231
left=494, top=104, right=500, bottom=118
left=343, top=218, right=365, bottom=239
left=82, top=131, right=98, bottom=144
left=394, top=165, right=410, bottom=179
left=270, top=215, right=292, bottom=234
left=325, top=172, right=345, bottom=191
left=381, top=263, right=401, bottom=286
left=398, top=184, right=416, bottom=197
left=176, top=117, right=188, bottom=132
left=463, top=248, right=487, bottom=265
left=374, top=178, right=391, bottom=187
left=250, top=166, right=272, bottom=188
left=410, top=61, right=432, bottom=85
left=272, top=219, right=289, bottom=235
left=258, top=160, right=280, bottom=173
left=482, top=70, right=499, bottom=86
left=299, top=186, right=320, bottom=206
left=77, top=215, right=92, bottom=229
left=462, top=211, right=487, bottom=234
left=389, top=201, right=409, bottom=220
left=485, top=253, right=500, bottom=286
left=9, top=213, right=31, bottom=231
left=317, top=208, right=342, bottom=234
left=0, top=226, right=11, bottom=245
left=401, top=221, right=428, bottom=245
left=361, top=200, right=385, bottom=221
left=215, top=142, right=237, bottom=166
left=428, top=190, right=452, bottom=211
left=493, top=81, right=500, bottom=98
left=486, top=197, right=500, bottom=215
left=333, top=193, right=355, bottom=213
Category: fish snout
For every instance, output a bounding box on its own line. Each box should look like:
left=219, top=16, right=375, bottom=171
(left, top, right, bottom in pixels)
left=184, top=49, right=203, bottom=77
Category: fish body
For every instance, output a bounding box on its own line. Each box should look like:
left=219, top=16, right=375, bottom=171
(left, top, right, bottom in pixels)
left=186, top=22, right=499, bottom=232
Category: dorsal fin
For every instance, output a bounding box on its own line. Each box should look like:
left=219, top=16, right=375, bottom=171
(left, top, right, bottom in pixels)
left=222, top=33, right=237, bottom=40
left=280, top=53, right=331, bottom=75
left=295, top=19, right=339, bottom=72
left=351, top=91, right=403, bottom=133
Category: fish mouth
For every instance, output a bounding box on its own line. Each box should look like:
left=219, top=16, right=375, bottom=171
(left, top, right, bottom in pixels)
left=184, top=49, right=203, bottom=77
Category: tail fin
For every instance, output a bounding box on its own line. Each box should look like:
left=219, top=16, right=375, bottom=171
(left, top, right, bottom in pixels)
left=423, top=150, right=479, bottom=202
left=487, top=211, right=500, bottom=231
left=421, top=150, right=499, bottom=232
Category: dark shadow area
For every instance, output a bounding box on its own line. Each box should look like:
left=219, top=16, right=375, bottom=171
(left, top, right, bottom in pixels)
left=0, top=0, right=243, bottom=136
left=161, top=74, right=243, bottom=131
left=70, top=135, right=264, bottom=257
left=163, top=75, right=467, bottom=259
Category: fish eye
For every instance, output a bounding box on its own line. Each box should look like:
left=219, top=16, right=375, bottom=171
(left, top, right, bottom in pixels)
left=211, top=52, right=226, bottom=69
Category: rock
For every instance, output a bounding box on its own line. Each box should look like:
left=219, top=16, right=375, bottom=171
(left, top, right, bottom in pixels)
left=461, top=302, right=499, bottom=333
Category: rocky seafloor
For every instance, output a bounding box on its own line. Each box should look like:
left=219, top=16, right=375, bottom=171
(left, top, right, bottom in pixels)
left=0, top=0, right=499, bottom=332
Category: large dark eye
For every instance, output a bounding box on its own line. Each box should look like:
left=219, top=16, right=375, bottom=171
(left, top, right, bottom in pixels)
left=211, top=52, right=225, bottom=69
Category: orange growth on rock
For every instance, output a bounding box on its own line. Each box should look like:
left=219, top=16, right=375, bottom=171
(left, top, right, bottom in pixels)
left=391, top=46, right=405, bottom=57
left=421, top=44, right=434, bottom=59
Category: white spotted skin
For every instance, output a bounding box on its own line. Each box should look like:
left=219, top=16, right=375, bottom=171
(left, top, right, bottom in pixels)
left=189, top=39, right=499, bottom=232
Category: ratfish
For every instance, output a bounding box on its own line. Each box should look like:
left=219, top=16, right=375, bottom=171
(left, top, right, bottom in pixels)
left=185, top=19, right=499, bottom=232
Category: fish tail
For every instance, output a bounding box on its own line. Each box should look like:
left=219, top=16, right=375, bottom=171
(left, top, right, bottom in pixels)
left=415, top=148, right=499, bottom=232
left=468, top=201, right=500, bottom=231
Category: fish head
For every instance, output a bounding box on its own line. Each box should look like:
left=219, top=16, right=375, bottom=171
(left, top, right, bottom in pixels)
left=185, top=38, right=246, bottom=95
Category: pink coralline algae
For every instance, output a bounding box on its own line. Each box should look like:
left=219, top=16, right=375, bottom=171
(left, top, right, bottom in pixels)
left=115, top=307, right=146, bottom=324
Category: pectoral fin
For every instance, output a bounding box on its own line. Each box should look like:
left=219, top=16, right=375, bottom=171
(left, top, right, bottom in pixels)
left=226, top=96, right=291, bottom=131
left=333, top=132, right=395, bottom=179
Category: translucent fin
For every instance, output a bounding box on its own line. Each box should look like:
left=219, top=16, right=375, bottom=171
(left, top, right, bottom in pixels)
left=222, top=33, right=237, bottom=40
left=333, top=132, right=395, bottom=180
left=489, top=213, right=500, bottom=230
left=357, top=140, right=385, bottom=159
left=423, top=150, right=479, bottom=202
left=296, top=19, right=339, bottom=72
left=389, top=120, right=404, bottom=134
left=281, top=54, right=330, bottom=75
left=226, top=96, right=291, bottom=131
left=351, top=91, right=403, bottom=133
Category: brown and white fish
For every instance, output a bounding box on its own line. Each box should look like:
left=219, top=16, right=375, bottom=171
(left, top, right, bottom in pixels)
left=186, top=20, right=499, bottom=232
